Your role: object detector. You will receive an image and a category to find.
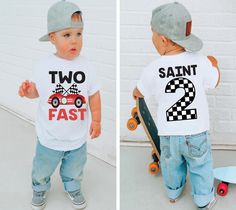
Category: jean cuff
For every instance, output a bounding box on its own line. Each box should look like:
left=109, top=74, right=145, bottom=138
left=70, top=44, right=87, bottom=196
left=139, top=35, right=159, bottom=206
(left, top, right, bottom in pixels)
left=64, top=180, right=81, bottom=192
left=165, top=183, right=185, bottom=200
left=32, top=182, right=51, bottom=192
left=193, top=187, right=215, bottom=207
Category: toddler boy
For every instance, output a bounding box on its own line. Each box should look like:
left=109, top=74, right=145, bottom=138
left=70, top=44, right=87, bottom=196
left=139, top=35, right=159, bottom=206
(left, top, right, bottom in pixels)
left=133, top=2, right=220, bottom=210
left=18, top=1, right=101, bottom=209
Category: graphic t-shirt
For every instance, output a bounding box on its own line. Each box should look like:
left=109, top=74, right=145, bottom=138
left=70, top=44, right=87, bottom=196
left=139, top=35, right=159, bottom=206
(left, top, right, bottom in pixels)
left=137, top=52, right=219, bottom=136
left=33, top=54, right=99, bottom=151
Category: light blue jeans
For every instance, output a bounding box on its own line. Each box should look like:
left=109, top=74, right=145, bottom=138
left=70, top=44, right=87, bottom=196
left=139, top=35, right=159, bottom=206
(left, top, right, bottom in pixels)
left=160, top=131, right=214, bottom=207
left=32, top=141, right=87, bottom=193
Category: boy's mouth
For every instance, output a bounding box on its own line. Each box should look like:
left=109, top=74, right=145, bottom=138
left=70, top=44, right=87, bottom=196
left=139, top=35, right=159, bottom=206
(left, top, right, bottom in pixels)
left=70, top=48, right=77, bottom=53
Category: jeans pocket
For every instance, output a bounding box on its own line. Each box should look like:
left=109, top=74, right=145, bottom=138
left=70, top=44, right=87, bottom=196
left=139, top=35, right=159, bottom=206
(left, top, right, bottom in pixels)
left=186, top=132, right=209, bottom=158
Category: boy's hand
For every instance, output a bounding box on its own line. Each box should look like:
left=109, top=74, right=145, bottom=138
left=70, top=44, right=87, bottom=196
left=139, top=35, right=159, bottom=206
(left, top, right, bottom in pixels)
left=18, top=80, right=39, bottom=99
left=89, top=91, right=101, bottom=139
left=89, top=121, right=101, bottom=139
left=207, top=56, right=218, bottom=68
left=133, top=87, right=144, bottom=100
left=207, top=55, right=220, bottom=87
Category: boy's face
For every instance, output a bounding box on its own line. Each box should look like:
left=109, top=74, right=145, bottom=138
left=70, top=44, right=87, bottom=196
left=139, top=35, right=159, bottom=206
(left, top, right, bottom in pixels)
left=49, top=28, right=83, bottom=60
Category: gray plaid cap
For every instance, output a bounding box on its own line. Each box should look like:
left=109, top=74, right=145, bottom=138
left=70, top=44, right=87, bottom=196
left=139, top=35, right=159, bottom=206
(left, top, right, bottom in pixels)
left=151, top=2, right=203, bottom=52
left=39, top=0, right=83, bottom=42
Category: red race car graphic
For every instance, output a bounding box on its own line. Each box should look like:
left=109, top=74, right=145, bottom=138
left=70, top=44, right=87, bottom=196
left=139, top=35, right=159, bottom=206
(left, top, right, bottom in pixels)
left=48, top=83, right=86, bottom=108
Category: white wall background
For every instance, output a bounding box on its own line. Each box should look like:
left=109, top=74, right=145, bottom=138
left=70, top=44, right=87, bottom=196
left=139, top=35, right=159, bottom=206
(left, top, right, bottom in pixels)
left=121, top=0, right=236, bottom=146
left=0, top=0, right=116, bottom=165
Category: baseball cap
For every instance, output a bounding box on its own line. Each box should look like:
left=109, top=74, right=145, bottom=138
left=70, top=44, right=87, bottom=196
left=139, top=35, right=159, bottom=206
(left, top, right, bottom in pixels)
left=39, top=0, right=83, bottom=42
left=151, top=2, right=203, bottom=52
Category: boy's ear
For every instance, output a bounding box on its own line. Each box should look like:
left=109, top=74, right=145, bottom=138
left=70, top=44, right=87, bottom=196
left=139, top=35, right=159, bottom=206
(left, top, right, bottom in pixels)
left=49, top=33, right=56, bottom=44
left=160, top=35, right=169, bottom=46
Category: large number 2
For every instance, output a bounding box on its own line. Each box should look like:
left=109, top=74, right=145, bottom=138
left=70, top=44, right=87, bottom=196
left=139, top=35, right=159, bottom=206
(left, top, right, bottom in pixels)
left=165, top=77, right=197, bottom=122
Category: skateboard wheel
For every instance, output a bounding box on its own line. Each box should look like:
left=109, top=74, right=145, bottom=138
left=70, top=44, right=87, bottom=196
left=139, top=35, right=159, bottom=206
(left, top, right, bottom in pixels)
left=127, top=118, right=138, bottom=131
left=149, top=162, right=159, bottom=175
left=131, top=107, right=137, bottom=117
left=217, top=182, right=228, bottom=196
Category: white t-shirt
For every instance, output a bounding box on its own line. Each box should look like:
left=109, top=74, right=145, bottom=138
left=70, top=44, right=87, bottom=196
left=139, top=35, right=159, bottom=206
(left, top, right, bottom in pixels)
left=33, top=54, right=99, bottom=151
left=137, top=52, right=219, bottom=136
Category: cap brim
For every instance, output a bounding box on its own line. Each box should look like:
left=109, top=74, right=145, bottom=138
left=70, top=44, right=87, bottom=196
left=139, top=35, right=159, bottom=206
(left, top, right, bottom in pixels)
left=173, top=34, right=203, bottom=52
left=39, top=34, right=49, bottom=42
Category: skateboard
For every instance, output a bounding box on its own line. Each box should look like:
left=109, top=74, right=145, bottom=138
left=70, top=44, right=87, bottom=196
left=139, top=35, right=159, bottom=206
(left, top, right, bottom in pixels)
left=127, top=97, right=161, bottom=175
left=214, top=166, right=236, bottom=196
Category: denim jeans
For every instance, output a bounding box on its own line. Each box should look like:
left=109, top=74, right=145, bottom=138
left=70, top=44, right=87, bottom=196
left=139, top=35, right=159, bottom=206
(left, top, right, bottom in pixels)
left=160, top=131, right=214, bottom=207
left=32, top=141, right=87, bottom=193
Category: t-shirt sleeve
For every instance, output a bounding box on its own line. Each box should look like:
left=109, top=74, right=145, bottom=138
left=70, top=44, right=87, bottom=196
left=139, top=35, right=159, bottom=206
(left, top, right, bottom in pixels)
left=137, top=63, right=156, bottom=98
left=87, top=61, right=100, bottom=96
left=202, top=56, right=219, bottom=89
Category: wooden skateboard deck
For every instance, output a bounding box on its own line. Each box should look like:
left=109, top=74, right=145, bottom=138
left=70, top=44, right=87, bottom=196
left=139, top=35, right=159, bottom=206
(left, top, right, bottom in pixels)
left=127, top=97, right=161, bottom=174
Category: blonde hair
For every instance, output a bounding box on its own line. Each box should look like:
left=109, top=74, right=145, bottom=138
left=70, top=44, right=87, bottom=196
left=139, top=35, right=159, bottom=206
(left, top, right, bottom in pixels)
left=71, top=11, right=82, bottom=22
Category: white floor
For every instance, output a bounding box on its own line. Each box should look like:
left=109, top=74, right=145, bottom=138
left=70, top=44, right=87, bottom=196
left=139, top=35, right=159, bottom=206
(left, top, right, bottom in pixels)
left=121, top=146, right=236, bottom=210
left=0, top=108, right=116, bottom=210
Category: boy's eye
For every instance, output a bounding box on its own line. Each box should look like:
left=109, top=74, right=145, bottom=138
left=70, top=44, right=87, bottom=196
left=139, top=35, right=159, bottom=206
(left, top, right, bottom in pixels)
left=64, top=33, right=70, bottom=38
left=77, top=32, right=82, bottom=36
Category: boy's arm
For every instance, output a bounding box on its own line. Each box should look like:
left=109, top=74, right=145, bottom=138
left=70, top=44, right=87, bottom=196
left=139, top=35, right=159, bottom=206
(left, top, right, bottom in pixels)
left=89, top=91, right=101, bottom=139
left=132, top=87, right=144, bottom=100
left=207, top=56, right=220, bottom=87
left=18, top=80, right=39, bottom=99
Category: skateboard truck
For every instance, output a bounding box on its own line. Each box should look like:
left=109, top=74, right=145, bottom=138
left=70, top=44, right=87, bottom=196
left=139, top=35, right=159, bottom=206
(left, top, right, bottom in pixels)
left=149, top=149, right=159, bottom=174
left=214, top=166, right=236, bottom=197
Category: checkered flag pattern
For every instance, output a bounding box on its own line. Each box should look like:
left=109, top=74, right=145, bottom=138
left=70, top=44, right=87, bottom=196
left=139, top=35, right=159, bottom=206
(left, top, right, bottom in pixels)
left=54, top=83, right=65, bottom=94
left=68, top=83, right=80, bottom=94
left=165, top=77, right=197, bottom=121
left=52, top=83, right=80, bottom=95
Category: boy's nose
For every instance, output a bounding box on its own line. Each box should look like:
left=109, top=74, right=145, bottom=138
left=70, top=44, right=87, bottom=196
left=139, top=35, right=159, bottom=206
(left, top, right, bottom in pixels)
left=71, top=36, right=79, bottom=43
